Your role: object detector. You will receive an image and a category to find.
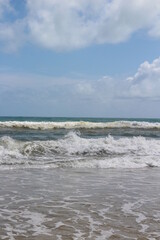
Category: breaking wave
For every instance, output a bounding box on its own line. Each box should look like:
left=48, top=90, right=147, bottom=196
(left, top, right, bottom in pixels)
left=0, top=120, right=160, bottom=130
left=0, top=132, right=160, bottom=169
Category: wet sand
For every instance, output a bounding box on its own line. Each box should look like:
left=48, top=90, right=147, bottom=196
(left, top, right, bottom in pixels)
left=0, top=168, right=160, bottom=239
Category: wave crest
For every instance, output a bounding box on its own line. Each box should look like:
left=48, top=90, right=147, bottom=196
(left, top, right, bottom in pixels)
left=0, top=120, right=160, bottom=130
left=0, top=132, right=160, bottom=169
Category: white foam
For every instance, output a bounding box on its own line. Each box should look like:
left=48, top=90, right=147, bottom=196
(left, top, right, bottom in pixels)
left=21, top=209, right=51, bottom=236
left=97, top=229, right=114, bottom=239
left=0, top=133, right=160, bottom=169
left=122, top=201, right=148, bottom=233
left=0, top=120, right=160, bottom=130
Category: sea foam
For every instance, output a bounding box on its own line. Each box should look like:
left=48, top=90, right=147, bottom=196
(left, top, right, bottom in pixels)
left=0, top=120, right=160, bottom=130
left=0, top=132, right=160, bottom=169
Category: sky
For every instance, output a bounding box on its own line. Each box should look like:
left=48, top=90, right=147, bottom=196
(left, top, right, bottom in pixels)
left=0, top=0, right=160, bottom=118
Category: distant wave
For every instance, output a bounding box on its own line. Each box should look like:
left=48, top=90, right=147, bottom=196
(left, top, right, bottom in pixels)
left=0, top=120, right=160, bottom=130
left=0, top=132, right=160, bottom=169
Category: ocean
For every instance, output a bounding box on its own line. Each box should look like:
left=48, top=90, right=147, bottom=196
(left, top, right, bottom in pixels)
left=0, top=117, right=160, bottom=239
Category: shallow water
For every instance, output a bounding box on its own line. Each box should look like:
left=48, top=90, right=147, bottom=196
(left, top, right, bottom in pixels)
left=0, top=168, right=160, bottom=239
left=0, top=117, right=160, bottom=239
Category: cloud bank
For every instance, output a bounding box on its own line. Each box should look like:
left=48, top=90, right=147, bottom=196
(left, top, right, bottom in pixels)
left=1, top=0, right=160, bottom=51
left=0, top=57, right=160, bottom=117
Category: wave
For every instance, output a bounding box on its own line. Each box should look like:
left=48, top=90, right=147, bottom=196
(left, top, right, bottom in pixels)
left=0, top=120, right=160, bottom=130
left=0, top=132, right=160, bottom=169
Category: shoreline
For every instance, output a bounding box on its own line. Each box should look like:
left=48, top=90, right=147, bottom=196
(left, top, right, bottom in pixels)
left=0, top=168, right=160, bottom=239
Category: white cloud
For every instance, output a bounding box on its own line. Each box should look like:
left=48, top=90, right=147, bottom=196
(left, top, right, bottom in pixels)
left=1, top=58, right=160, bottom=117
left=26, top=0, right=160, bottom=50
left=73, top=57, right=160, bottom=102
left=0, top=20, right=26, bottom=52
left=76, top=82, right=95, bottom=95
left=1, top=0, right=160, bottom=51
left=2, top=57, right=160, bottom=106
left=0, top=0, right=12, bottom=18
left=126, top=57, right=160, bottom=99
left=0, top=0, right=26, bottom=52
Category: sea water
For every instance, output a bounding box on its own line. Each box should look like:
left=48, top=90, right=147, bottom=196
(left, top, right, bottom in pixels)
left=0, top=117, right=160, bottom=239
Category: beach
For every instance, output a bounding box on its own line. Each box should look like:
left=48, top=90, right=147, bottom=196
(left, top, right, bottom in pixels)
left=1, top=1, right=160, bottom=238
left=0, top=117, right=160, bottom=239
left=0, top=168, right=160, bottom=239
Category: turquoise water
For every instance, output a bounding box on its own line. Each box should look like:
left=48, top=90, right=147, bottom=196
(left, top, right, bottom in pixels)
left=0, top=117, right=160, bottom=140
left=0, top=116, right=160, bottom=122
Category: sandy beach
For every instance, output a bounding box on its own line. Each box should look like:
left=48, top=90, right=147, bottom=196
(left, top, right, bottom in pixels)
left=0, top=168, right=160, bottom=239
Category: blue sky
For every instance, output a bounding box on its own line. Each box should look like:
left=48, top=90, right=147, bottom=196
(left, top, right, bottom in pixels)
left=0, top=0, right=160, bottom=118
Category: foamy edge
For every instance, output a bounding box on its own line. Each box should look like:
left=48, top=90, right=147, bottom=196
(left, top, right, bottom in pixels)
left=0, top=121, right=160, bottom=130
left=0, top=133, right=160, bottom=169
